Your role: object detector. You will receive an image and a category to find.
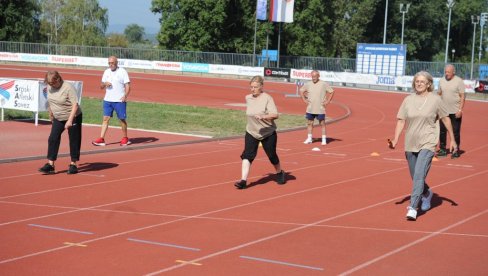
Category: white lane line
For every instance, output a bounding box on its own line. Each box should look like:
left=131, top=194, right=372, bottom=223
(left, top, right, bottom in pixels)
left=447, top=163, right=473, bottom=168
left=28, top=224, right=93, bottom=235
left=339, top=209, right=488, bottom=275
left=143, top=169, right=488, bottom=274
left=239, top=255, right=324, bottom=271
left=5, top=201, right=488, bottom=239
left=127, top=238, right=200, bottom=251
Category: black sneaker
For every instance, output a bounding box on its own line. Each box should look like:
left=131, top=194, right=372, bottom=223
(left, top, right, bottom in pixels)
left=436, top=148, right=448, bottom=157
left=39, top=163, right=55, bottom=174
left=234, top=180, right=247, bottom=189
left=276, top=170, right=286, bottom=185
left=67, top=164, right=78, bottom=174
left=451, top=151, right=460, bottom=159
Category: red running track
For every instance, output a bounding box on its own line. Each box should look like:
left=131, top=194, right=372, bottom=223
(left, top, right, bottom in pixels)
left=0, top=64, right=487, bottom=275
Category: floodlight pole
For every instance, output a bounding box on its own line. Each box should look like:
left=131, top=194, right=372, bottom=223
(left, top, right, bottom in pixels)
left=383, top=0, right=389, bottom=44
left=444, top=0, right=455, bottom=63
left=479, top=13, right=487, bottom=63
left=471, top=15, right=480, bottom=80
left=400, top=3, right=410, bottom=45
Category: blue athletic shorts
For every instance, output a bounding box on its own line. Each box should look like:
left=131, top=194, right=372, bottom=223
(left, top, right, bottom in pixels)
left=305, top=113, right=325, bottom=121
left=103, top=101, right=127, bottom=120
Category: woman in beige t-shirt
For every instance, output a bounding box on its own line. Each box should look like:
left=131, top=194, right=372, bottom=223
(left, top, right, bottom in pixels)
left=390, top=71, right=457, bottom=221
left=235, top=76, right=286, bottom=189
left=38, top=71, right=83, bottom=175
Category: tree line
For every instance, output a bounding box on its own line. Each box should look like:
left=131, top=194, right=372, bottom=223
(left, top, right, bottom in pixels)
left=1, top=0, right=487, bottom=62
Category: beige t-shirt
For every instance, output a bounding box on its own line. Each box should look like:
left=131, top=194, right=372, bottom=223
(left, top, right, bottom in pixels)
left=438, top=75, right=465, bottom=113
left=48, top=81, right=81, bottom=121
left=397, top=92, right=448, bottom=152
left=300, top=80, right=334, bottom=114
left=245, top=92, right=278, bottom=140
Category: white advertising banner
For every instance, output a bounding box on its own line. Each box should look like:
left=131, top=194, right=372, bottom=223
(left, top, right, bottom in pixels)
left=236, top=66, right=264, bottom=76
left=209, top=64, right=240, bottom=75
left=50, top=55, right=79, bottom=65
left=152, top=61, right=182, bottom=71
left=0, top=52, right=21, bottom=62
left=38, top=81, right=83, bottom=112
left=0, top=79, right=39, bottom=112
left=78, top=56, right=107, bottom=67
left=0, top=51, right=476, bottom=92
left=1, top=78, right=83, bottom=124
left=119, top=59, right=153, bottom=70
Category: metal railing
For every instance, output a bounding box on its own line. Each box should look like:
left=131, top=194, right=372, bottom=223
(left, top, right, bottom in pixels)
left=0, top=41, right=480, bottom=78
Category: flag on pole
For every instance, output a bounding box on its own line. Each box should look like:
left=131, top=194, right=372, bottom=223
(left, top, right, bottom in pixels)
left=270, top=0, right=294, bottom=23
left=256, top=0, right=267, bottom=21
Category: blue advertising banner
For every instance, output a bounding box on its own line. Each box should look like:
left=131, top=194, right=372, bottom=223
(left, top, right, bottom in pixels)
left=182, top=63, right=209, bottom=73
left=356, top=44, right=407, bottom=76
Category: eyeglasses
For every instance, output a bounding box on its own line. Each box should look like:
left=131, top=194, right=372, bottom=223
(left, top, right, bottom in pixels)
left=415, top=80, right=429, bottom=84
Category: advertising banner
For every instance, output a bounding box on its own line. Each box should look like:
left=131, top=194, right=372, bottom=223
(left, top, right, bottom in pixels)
left=153, top=61, right=182, bottom=72
left=0, top=79, right=39, bottom=112
left=0, top=52, right=20, bottom=62
left=182, top=63, right=209, bottom=73
left=264, top=67, right=290, bottom=78
left=1, top=78, right=83, bottom=124
left=237, top=66, right=264, bottom=77
left=209, top=64, right=240, bottom=75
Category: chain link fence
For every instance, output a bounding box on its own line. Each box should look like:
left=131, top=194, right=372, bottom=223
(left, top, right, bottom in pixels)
left=0, top=41, right=479, bottom=79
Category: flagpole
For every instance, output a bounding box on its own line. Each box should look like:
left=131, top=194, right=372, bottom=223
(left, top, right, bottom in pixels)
left=253, top=10, right=258, bottom=66
left=266, top=30, right=269, bottom=66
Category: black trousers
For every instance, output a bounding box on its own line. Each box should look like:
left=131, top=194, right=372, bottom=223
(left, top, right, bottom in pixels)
left=47, top=113, right=83, bottom=162
left=240, top=131, right=280, bottom=165
left=439, top=113, right=462, bottom=150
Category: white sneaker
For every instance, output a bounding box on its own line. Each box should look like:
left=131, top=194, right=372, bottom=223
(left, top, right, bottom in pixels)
left=421, top=189, right=433, bottom=211
left=303, top=138, right=312, bottom=144
left=321, top=139, right=327, bottom=145
left=406, top=206, right=417, bottom=221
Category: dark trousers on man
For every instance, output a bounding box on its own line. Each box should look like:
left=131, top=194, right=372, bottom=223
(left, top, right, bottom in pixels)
left=439, top=113, right=462, bottom=150
left=47, top=114, right=83, bottom=162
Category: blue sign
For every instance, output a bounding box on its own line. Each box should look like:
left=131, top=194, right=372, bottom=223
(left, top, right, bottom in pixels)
left=261, top=50, right=278, bottom=61
left=479, top=65, right=488, bottom=80
left=258, top=50, right=278, bottom=66
left=356, top=43, right=407, bottom=76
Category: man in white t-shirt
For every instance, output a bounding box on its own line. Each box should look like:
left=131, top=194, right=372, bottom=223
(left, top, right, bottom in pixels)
left=92, top=56, right=131, bottom=146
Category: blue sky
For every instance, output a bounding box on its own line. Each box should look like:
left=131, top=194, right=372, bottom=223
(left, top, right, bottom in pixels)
left=98, top=0, right=160, bottom=34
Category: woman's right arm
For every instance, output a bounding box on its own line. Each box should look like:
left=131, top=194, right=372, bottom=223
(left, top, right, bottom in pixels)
left=391, top=119, right=405, bottom=149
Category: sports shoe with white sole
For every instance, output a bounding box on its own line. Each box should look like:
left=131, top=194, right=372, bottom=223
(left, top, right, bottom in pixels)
left=92, top=137, right=106, bottom=146
left=321, top=139, right=327, bottom=145
left=120, top=137, right=132, bottom=146
left=421, top=189, right=433, bottom=211
left=406, top=206, right=417, bottom=221
left=303, top=138, right=312, bottom=144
